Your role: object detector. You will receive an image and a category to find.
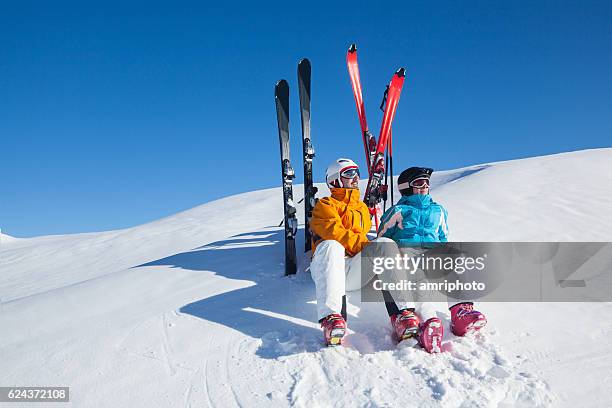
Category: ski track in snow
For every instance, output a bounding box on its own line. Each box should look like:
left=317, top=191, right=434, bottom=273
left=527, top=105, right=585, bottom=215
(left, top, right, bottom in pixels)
left=2, top=148, right=612, bottom=407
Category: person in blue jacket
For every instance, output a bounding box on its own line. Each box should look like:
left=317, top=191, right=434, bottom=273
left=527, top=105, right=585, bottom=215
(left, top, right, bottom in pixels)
left=378, top=167, right=449, bottom=245
left=377, top=167, right=487, bottom=348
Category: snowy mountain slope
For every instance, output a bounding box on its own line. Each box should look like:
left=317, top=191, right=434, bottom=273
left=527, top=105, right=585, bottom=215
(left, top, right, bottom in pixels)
left=0, top=188, right=284, bottom=302
left=1, top=148, right=612, bottom=407
left=0, top=232, right=16, bottom=244
left=433, top=149, right=612, bottom=241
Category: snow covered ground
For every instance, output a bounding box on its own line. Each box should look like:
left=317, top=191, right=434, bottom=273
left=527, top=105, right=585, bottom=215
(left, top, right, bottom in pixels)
left=1, top=148, right=612, bottom=407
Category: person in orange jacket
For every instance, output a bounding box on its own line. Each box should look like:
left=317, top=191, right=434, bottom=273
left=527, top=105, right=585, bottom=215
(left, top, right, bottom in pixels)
left=309, top=158, right=435, bottom=347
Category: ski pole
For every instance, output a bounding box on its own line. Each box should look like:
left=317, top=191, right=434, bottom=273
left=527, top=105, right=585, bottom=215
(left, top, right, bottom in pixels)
left=389, top=130, right=394, bottom=205
left=384, top=147, right=389, bottom=213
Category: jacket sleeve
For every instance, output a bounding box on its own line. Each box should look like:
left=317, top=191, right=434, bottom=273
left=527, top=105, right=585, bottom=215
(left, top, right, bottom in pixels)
left=437, top=206, right=449, bottom=242
left=310, top=199, right=370, bottom=256
left=377, top=206, right=401, bottom=239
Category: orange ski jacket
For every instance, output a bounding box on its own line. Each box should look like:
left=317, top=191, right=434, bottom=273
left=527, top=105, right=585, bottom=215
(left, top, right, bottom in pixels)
left=310, top=188, right=372, bottom=257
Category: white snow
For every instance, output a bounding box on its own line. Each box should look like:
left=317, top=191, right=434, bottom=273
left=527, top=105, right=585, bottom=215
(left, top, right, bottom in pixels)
left=0, top=232, right=16, bottom=244
left=1, top=148, right=612, bottom=407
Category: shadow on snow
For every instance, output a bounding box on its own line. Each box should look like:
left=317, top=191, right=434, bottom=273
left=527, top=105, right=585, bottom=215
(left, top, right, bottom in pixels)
left=138, top=229, right=324, bottom=359
left=432, top=165, right=491, bottom=188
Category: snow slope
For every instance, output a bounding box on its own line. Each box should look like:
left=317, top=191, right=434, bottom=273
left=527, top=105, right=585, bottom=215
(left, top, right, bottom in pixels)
left=0, top=232, right=16, bottom=244
left=1, top=148, right=612, bottom=407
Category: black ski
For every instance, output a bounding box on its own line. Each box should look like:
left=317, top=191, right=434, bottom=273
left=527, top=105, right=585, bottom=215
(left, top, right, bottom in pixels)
left=275, top=79, right=298, bottom=275
left=298, top=58, right=317, bottom=253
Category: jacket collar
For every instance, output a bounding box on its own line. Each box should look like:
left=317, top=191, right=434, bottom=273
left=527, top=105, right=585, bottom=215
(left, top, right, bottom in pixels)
left=330, top=187, right=362, bottom=204
left=398, top=194, right=432, bottom=208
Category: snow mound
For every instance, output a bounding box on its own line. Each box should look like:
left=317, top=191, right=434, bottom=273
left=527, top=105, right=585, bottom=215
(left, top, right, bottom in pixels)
left=1, top=148, right=611, bottom=407
left=1, top=232, right=16, bottom=243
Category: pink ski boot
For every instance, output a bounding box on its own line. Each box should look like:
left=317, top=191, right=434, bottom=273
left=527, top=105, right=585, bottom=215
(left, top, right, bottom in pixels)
left=321, top=313, right=347, bottom=346
left=418, top=317, right=444, bottom=353
left=450, top=302, right=487, bottom=336
left=390, top=309, right=420, bottom=342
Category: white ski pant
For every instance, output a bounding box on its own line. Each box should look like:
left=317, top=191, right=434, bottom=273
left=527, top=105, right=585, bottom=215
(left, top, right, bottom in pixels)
left=310, top=237, right=412, bottom=321
left=310, top=239, right=459, bottom=321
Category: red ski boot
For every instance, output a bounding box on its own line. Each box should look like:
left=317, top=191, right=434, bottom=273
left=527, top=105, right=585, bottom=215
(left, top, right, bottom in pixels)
left=449, top=302, right=487, bottom=336
left=321, top=313, right=346, bottom=346
left=390, top=309, right=420, bottom=342
left=418, top=317, right=444, bottom=353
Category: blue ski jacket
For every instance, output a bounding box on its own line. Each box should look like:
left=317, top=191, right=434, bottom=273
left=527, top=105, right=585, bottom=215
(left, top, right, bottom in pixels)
left=377, top=194, right=449, bottom=246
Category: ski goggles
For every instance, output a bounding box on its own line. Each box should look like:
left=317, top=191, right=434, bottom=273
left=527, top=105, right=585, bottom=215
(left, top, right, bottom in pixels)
left=340, top=167, right=360, bottom=179
left=409, top=177, right=430, bottom=188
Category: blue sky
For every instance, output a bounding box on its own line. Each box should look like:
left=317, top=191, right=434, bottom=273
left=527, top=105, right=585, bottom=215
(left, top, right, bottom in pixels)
left=2, top=1, right=611, bottom=237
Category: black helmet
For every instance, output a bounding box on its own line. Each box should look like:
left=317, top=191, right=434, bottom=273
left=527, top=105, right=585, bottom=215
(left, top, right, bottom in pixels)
left=398, top=167, right=433, bottom=196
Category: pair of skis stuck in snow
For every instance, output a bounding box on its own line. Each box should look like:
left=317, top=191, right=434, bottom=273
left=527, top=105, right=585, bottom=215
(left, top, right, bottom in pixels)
left=275, top=59, right=317, bottom=276
left=275, top=45, right=406, bottom=275
left=347, top=44, right=406, bottom=228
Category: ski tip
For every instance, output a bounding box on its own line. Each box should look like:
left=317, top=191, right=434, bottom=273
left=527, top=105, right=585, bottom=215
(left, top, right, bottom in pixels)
left=395, top=67, right=406, bottom=77
left=348, top=43, right=357, bottom=53
left=275, top=79, right=289, bottom=90
left=298, top=58, right=311, bottom=67
left=275, top=79, right=289, bottom=97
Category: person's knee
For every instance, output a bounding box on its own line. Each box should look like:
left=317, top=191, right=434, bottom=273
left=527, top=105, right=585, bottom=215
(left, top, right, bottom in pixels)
left=311, top=240, right=345, bottom=276
left=371, top=237, right=400, bottom=257
left=315, top=240, right=345, bottom=255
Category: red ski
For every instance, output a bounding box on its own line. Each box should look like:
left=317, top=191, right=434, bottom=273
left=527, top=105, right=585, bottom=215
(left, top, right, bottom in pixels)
left=363, top=68, right=406, bottom=209
left=346, top=44, right=377, bottom=173
left=347, top=43, right=406, bottom=226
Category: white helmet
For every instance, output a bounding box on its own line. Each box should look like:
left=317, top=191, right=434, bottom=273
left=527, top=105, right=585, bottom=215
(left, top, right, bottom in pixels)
left=326, top=158, right=359, bottom=188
